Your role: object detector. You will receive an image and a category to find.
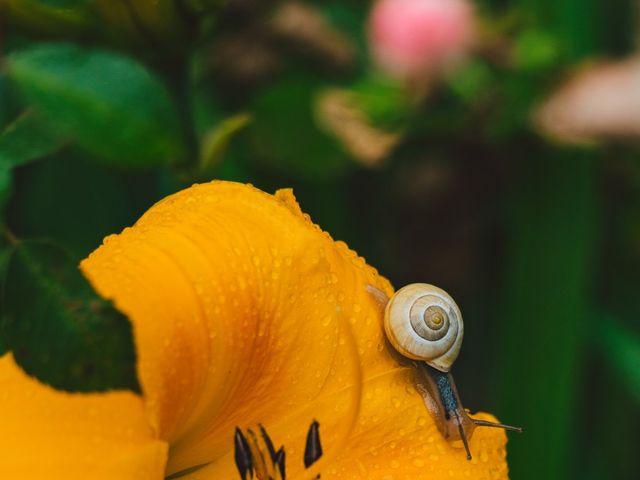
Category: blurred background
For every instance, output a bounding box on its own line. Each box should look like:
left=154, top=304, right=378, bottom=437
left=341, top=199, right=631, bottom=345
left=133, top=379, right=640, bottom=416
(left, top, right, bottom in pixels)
left=1, top=1, right=639, bottom=479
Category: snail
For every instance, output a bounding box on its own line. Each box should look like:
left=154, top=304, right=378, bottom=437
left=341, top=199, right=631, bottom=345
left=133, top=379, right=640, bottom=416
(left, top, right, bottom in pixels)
left=368, top=283, right=521, bottom=460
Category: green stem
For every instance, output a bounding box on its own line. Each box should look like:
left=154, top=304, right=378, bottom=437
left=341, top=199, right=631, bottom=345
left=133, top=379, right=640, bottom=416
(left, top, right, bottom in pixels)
left=497, top=152, right=597, bottom=480
left=495, top=3, right=603, bottom=478
left=162, top=57, right=199, bottom=171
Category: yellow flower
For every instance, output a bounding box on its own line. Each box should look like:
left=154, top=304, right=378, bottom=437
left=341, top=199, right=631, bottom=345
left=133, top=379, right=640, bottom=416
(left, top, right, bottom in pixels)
left=0, top=181, right=508, bottom=479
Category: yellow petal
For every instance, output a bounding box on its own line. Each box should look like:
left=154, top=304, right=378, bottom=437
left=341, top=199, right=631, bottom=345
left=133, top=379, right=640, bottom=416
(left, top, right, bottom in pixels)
left=81, top=180, right=508, bottom=479
left=193, top=368, right=508, bottom=480
left=325, top=369, right=508, bottom=479
left=0, top=354, right=167, bottom=479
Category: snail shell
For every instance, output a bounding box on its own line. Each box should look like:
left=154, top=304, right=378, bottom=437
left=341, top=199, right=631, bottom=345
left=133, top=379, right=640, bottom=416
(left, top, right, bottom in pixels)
left=383, top=283, right=464, bottom=372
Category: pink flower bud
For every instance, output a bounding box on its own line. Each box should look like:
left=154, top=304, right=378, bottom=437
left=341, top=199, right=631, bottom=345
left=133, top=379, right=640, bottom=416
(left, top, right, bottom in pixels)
left=368, top=0, right=476, bottom=79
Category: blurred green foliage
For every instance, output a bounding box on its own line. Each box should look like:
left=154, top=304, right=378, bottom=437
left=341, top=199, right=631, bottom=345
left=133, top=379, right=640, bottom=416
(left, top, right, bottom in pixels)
left=1, top=238, right=139, bottom=391
left=599, top=313, right=640, bottom=401
left=0, top=1, right=639, bottom=479
left=7, top=43, right=185, bottom=166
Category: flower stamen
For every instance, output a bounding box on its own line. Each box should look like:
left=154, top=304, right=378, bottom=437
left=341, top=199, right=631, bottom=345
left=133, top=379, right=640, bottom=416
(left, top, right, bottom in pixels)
left=303, top=420, right=323, bottom=469
left=234, top=428, right=254, bottom=480
left=234, top=421, right=325, bottom=479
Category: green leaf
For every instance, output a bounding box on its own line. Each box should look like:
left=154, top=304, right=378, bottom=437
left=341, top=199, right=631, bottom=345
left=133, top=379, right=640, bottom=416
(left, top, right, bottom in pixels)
left=0, top=110, right=67, bottom=169
left=7, top=43, right=185, bottom=168
left=599, top=316, right=640, bottom=402
left=198, top=113, right=252, bottom=178
left=0, top=239, right=139, bottom=392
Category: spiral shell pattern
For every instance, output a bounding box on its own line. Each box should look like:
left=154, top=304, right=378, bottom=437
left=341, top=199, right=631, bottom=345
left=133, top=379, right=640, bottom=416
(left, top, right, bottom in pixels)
left=383, top=283, right=464, bottom=372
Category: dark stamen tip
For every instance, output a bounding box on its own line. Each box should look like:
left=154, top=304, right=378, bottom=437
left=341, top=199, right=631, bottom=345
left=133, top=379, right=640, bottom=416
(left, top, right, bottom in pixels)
left=234, top=427, right=254, bottom=480
left=259, top=423, right=279, bottom=464
left=304, top=420, right=323, bottom=468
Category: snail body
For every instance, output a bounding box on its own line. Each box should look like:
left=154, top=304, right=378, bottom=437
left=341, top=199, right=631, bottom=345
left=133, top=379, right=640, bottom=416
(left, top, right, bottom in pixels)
left=373, top=282, right=522, bottom=460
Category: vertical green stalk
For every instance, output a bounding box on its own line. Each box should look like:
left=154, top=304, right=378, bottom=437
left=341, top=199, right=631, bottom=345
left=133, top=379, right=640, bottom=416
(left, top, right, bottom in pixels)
left=497, top=152, right=597, bottom=480
left=497, top=1, right=601, bottom=479
left=162, top=56, right=199, bottom=170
